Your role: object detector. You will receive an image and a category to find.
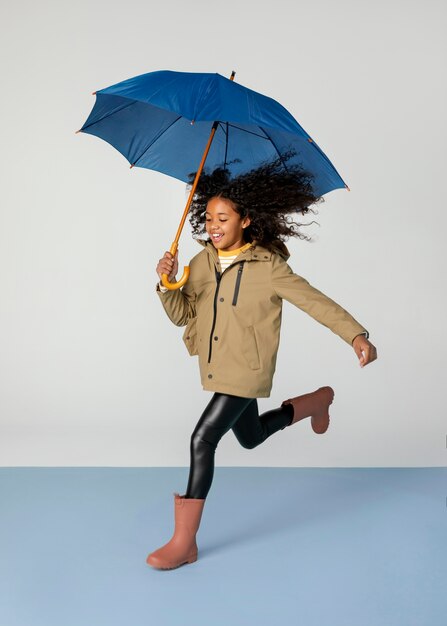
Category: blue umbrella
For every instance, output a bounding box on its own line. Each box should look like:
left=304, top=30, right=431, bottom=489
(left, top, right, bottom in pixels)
left=77, top=69, right=348, bottom=289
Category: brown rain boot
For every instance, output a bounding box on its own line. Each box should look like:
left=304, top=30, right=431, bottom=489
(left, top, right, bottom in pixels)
left=281, top=386, right=335, bottom=434
left=146, top=492, right=206, bottom=570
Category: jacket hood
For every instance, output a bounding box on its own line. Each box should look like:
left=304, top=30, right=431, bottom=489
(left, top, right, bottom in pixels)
left=195, top=238, right=291, bottom=261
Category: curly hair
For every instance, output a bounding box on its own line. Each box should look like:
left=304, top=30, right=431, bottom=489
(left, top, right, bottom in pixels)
left=185, top=148, right=325, bottom=252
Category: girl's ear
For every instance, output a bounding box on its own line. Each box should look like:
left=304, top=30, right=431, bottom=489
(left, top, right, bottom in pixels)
left=242, top=217, right=251, bottom=229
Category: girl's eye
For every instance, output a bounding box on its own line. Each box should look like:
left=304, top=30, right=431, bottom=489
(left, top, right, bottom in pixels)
left=206, top=219, right=227, bottom=222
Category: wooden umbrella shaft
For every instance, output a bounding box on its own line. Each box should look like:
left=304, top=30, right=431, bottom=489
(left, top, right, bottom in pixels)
left=172, top=118, right=219, bottom=245
left=163, top=71, right=236, bottom=289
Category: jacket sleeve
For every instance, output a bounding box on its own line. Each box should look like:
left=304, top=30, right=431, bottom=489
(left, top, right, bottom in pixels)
left=271, top=254, right=369, bottom=345
left=155, top=276, right=197, bottom=327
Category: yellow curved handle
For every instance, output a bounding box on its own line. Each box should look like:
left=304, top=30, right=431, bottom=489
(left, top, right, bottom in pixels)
left=160, top=241, right=190, bottom=290
left=161, top=266, right=190, bottom=289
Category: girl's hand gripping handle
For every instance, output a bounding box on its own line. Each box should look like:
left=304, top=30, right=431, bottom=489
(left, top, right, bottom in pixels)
left=157, top=249, right=182, bottom=286
left=157, top=244, right=189, bottom=290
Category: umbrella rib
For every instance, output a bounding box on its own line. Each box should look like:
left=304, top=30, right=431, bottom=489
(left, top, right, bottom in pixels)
left=306, top=135, right=346, bottom=182
left=81, top=100, right=137, bottom=132
left=225, top=123, right=270, bottom=140
left=217, top=122, right=228, bottom=138
left=224, top=122, right=229, bottom=169
left=216, top=122, right=231, bottom=170
left=259, top=127, right=290, bottom=172
left=132, top=115, right=183, bottom=167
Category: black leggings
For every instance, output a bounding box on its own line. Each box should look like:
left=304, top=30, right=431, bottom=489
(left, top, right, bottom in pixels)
left=185, top=393, right=294, bottom=499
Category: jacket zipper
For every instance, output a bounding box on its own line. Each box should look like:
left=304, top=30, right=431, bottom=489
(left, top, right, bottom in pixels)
left=207, top=260, right=246, bottom=364
left=208, top=266, right=221, bottom=363
left=232, top=262, right=245, bottom=305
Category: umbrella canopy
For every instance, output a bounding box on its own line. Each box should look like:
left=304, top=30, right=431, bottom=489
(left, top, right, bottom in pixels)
left=78, top=70, right=348, bottom=197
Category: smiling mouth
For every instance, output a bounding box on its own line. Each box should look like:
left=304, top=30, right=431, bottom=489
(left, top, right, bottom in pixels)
left=211, top=233, right=224, bottom=242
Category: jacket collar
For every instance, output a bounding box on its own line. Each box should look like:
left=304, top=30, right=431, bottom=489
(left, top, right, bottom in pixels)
left=195, top=238, right=290, bottom=263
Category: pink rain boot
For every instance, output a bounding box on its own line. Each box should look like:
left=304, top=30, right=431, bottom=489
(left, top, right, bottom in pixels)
left=281, top=386, right=335, bottom=434
left=146, top=493, right=206, bottom=570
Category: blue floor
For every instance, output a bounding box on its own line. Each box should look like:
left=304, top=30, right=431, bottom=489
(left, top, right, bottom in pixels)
left=0, top=467, right=445, bottom=626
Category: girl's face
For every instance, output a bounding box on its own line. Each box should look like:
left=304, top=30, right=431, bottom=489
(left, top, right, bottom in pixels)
left=205, top=196, right=251, bottom=252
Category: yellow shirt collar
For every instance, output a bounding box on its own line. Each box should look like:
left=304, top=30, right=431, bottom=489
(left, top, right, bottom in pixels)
left=218, top=242, right=253, bottom=257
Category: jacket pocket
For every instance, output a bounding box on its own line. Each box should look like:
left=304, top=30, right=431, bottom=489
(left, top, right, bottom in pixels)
left=182, top=317, right=199, bottom=356
left=241, top=325, right=260, bottom=370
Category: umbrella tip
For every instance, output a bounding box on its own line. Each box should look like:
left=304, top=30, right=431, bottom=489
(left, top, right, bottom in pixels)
left=75, top=129, right=81, bottom=134
left=92, top=91, right=96, bottom=95
left=345, top=184, right=351, bottom=192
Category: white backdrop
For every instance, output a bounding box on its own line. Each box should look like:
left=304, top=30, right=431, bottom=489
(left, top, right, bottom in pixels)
left=0, top=0, right=445, bottom=466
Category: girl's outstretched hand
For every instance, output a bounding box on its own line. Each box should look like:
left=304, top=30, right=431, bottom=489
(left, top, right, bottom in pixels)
left=156, top=249, right=179, bottom=282
left=352, top=335, right=377, bottom=368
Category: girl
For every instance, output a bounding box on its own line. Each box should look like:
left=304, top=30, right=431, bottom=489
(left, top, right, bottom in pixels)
left=147, top=152, right=377, bottom=570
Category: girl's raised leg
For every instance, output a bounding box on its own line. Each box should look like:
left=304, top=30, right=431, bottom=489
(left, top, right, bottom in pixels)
left=185, top=393, right=294, bottom=499
left=231, top=399, right=294, bottom=449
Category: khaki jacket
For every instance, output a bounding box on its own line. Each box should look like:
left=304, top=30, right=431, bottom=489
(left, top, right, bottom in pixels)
left=156, top=239, right=368, bottom=398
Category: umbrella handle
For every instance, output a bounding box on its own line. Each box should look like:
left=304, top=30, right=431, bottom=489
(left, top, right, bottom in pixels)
left=161, top=267, right=190, bottom=289
left=160, top=242, right=190, bottom=290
